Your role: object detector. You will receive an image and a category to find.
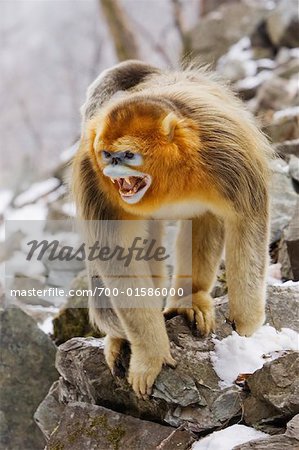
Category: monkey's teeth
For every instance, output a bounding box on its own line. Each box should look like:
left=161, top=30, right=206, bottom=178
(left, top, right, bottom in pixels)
left=125, top=177, right=131, bottom=184
left=110, top=178, right=115, bottom=184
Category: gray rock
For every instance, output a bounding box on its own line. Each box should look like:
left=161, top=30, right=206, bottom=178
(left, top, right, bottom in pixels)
left=278, top=231, right=294, bottom=280
left=278, top=200, right=299, bottom=281
left=0, top=307, right=58, bottom=450
left=276, top=58, right=299, bottom=79
left=211, top=268, right=227, bottom=299
left=263, top=109, right=299, bottom=143
left=266, top=0, right=299, bottom=48
left=243, top=352, right=299, bottom=427
left=46, top=402, right=195, bottom=450
left=285, top=200, right=299, bottom=280
left=0, top=230, right=24, bottom=263
left=47, top=268, right=79, bottom=288
left=233, top=434, right=296, bottom=449
left=269, top=159, right=298, bottom=243
left=285, top=414, right=299, bottom=440
left=265, top=284, right=299, bottom=332
left=10, top=275, right=52, bottom=307
left=185, top=2, right=269, bottom=66
left=274, top=139, right=299, bottom=161
left=215, top=283, right=299, bottom=333
left=254, top=76, right=298, bottom=113
left=289, top=155, right=299, bottom=183
left=234, top=414, right=299, bottom=449
left=48, top=316, right=243, bottom=435
left=34, top=380, right=64, bottom=441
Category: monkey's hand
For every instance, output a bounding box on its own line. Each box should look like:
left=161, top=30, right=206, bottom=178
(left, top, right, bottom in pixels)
left=128, top=345, right=176, bottom=399
left=164, top=291, right=215, bottom=337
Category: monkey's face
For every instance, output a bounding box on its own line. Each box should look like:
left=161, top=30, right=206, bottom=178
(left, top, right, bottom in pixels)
left=88, top=100, right=201, bottom=212
left=100, top=150, right=152, bottom=205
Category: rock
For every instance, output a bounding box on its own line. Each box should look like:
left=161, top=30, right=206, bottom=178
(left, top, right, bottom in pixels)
left=243, top=352, right=299, bottom=427
left=0, top=230, right=24, bottom=263
left=185, top=2, right=269, bottom=66
left=46, top=402, right=195, bottom=450
left=250, top=20, right=275, bottom=60
left=278, top=200, right=299, bottom=281
left=10, top=275, right=52, bottom=307
left=277, top=230, right=293, bottom=280
left=266, top=0, right=299, bottom=48
left=34, top=381, right=64, bottom=441
left=234, top=415, right=299, bottom=449
left=47, top=315, right=243, bottom=435
left=211, top=268, right=227, bottom=298
left=41, top=235, right=85, bottom=288
left=285, top=200, right=299, bottom=280
left=233, top=434, right=296, bottom=449
left=274, top=139, right=299, bottom=161
left=0, top=307, right=58, bottom=450
left=276, top=58, right=299, bottom=79
left=265, top=284, right=299, bottom=332
left=216, top=284, right=299, bottom=334
left=263, top=108, right=299, bottom=143
left=45, top=199, right=73, bottom=233
left=289, top=155, right=299, bottom=183
left=285, top=414, right=299, bottom=440
left=269, top=159, right=298, bottom=243
left=254, top=76, right=298, bottom=114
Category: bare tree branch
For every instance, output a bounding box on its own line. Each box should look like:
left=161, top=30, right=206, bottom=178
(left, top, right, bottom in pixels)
left=99, top=0, right=139, bottom=61
left=127, top=15, right=174, bottom=67
left=170, top=0, right=185, bottom=42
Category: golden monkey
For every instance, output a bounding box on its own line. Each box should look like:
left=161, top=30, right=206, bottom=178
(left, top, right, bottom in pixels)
left=72, top=60, right=273, bottom=398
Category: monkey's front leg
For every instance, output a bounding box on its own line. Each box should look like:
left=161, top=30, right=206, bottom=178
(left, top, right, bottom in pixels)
left=164, top=215, right=224, bottom=336
left=116, top=307, right=176, bottom=398
left=225, top=214, right=269, bottom=336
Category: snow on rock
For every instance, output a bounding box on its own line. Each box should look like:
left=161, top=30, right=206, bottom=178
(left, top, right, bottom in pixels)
left=38, top=316, right=54, bottom=335
left=211, top=325, right=298, bottom=387
left=13, top=178, right=61, bottom=207
left=192, top=424, right=268, bottom=450
left=267, top=262, right=282, bottom=284
left=0, top=189, right=13, bottom=214
left=5, top=250, right=46, bottom=278
left=61, top=201, right=76, bottom=217
left=5, top=203, right=47, bottom=222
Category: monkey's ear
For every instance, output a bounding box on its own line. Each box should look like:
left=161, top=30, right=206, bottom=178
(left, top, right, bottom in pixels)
left=84, top=117, right=102, bottom=147
left=161, top=112, right=178, bottom=141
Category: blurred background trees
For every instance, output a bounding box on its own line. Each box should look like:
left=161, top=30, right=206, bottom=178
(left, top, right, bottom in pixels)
left=0, top=0, right=200, bottom=191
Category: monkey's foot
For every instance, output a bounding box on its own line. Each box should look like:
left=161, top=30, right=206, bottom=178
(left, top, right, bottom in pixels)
left=104, top=336, right=126, bottom=378
left=164, top=291, right=215, bottom=337
left=128, top=348, right=176, bottom=399
left=228, top=308, right=265, bottom=336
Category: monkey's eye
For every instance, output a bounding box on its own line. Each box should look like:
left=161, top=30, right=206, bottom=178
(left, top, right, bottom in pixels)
left=124, top=151, right=134, bottom=159
left=102, top=151, right=111, bottom=160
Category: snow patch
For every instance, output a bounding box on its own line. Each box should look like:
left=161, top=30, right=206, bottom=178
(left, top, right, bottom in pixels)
left=14, top=178, right=60, bottom=207
left=192, top=424, right=268, bottom=450
left=5, top=250, right=46, bottom=278
left=38, top=316, right=54, bottom=335
left=267, top=263, right=282, bottom=285
left=274, top=106, right=299, bottom=121
left=0, top=190, right=13, bottom=214
left=211, top=325, right=298, bottom=387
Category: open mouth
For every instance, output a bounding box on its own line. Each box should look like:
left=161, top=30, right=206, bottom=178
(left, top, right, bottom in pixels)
left=110, top=175, right=152, bottom=204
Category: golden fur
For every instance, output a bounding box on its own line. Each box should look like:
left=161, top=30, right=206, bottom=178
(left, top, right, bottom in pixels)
left=72, top=60, right=274, bottom=398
